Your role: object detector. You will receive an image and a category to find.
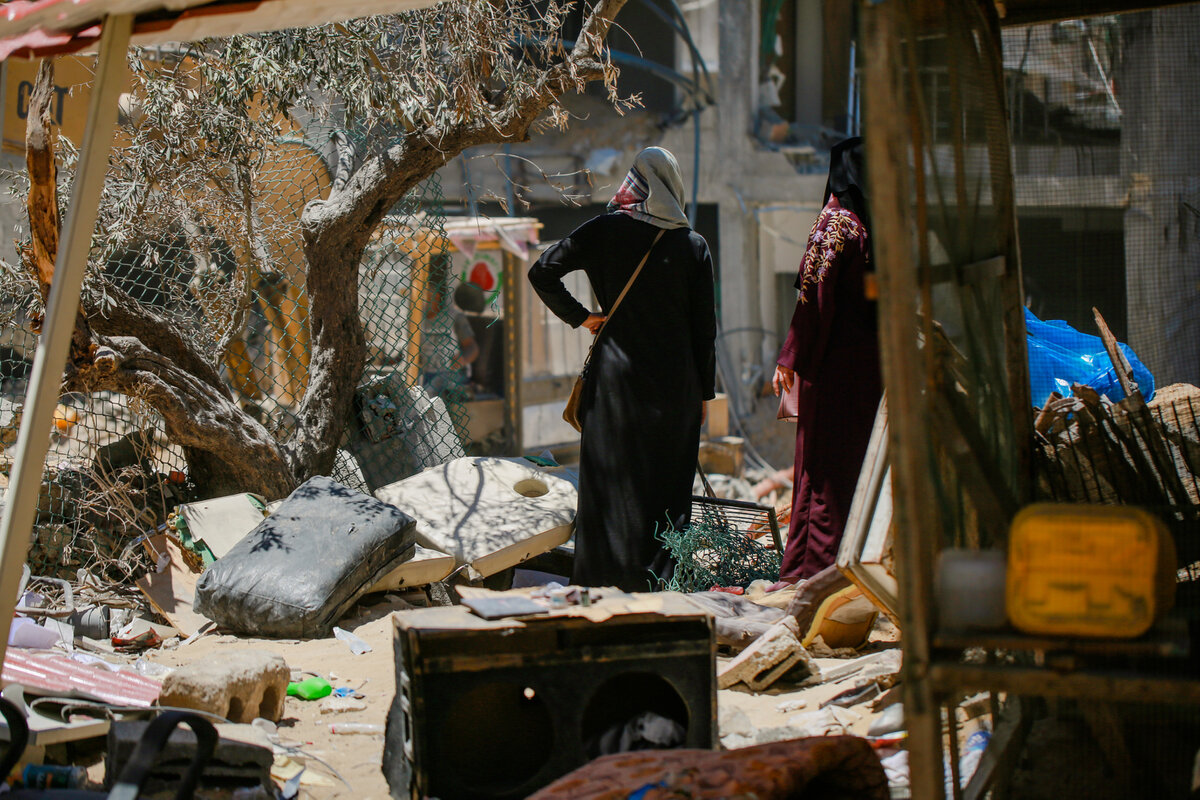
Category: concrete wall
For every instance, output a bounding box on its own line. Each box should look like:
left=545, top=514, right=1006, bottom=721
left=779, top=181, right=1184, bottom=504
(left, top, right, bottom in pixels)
left=1120, top=6, right=1200, bottom=387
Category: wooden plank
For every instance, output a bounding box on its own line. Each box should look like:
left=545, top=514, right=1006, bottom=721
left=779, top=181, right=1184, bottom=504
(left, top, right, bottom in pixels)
left=502, top=251, right=522, bottom=451
left=135, top=534, right=210, bottom=639
left=933, top=615, right=1191, bottom=659
left=961, top=255, right=1006, bottom=285
left=863, top=3, right=945, bottom=798
left=1093, top=307, right=1138, bottom=398
left=930, top=662, right=1200, bottom=704
left=405, top=251, right=429, bottom=389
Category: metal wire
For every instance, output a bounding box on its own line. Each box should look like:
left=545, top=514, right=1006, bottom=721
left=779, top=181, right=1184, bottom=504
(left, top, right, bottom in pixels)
left=1, top=121, right=465, bottom=584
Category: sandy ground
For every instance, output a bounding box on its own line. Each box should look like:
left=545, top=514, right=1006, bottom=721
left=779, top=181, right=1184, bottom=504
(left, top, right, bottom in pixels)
left=133, top=599, right=900, bottom=799
left=146, top=594, right=411, bottom=799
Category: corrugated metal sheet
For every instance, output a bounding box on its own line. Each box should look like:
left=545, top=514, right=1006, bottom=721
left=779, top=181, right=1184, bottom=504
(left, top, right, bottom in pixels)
left=2, top=650, right=161, bottom=707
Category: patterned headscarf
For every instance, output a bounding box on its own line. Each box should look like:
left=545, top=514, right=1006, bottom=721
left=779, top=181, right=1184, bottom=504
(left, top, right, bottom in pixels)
left=607, top=147, right=691, bottom=230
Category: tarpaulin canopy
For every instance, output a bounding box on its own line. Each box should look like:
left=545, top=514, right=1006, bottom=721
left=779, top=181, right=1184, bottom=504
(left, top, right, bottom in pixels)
left=1, top=0, right=438, bottom=58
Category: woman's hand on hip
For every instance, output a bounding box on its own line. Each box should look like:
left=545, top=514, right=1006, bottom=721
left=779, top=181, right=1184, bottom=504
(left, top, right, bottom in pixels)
left=581, top=314, right=607, bottom=335
left=773, top=365, right=796, bottom=396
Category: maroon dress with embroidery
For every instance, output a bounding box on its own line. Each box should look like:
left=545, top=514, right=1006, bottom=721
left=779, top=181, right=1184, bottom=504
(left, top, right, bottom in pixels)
left=777, top=197, right=882, bottom=579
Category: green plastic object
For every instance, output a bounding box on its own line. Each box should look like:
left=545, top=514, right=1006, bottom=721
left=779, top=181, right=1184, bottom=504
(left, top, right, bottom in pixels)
left=287, top=676, right=332, bottom=700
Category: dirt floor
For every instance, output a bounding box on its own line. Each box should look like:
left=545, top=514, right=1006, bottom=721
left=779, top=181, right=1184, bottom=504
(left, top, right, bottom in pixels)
left=133, top=596, right=903, bottom=799
left=147, top=593, right=411, bottom=797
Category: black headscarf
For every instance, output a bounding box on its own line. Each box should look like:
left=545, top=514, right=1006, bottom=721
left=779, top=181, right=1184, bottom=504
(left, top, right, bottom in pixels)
left=795, top=137, right=871, bottom=293
left=823, top=136, right=869, bottom=233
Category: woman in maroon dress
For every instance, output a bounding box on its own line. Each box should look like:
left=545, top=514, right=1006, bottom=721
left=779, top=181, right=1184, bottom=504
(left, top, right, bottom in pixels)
left=773, top=137, right=882, bottom=581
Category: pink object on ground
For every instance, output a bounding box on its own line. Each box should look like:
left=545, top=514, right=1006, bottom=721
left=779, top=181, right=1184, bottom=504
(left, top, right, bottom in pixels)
left=2, top=650, right=161, bottom=707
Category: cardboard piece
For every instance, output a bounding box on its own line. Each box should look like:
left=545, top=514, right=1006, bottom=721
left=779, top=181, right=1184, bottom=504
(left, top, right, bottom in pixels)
left=175, top=493, right=268, bottom=563
left=135, top=535, right=211, bottom=638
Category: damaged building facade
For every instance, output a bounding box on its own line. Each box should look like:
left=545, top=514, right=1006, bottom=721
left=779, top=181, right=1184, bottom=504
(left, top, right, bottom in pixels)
left=432, top=0, right=1200, bottom=432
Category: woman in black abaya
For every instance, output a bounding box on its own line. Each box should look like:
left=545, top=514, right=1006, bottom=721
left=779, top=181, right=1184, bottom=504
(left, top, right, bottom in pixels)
left=528, top=147, right=717, bottom=590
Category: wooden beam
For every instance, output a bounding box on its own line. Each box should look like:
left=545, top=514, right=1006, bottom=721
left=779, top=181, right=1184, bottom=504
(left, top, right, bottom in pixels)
left=863, top=2, right=946, bottom=798
left=502, top=251, right=522, bottom=452
left=0, top=14, right=133, bottom=669
left=931, top=662, right=1200, bottom=704
left=963, top=696, right=1033, bottom=800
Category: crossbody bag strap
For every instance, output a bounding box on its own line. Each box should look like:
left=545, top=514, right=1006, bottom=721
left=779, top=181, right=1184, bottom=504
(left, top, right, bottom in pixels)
left=581, top=229, right=666, bottom=367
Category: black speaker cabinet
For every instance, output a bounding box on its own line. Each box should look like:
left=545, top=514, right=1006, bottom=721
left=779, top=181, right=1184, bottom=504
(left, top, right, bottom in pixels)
left=383, top=597, right=715, bottom=800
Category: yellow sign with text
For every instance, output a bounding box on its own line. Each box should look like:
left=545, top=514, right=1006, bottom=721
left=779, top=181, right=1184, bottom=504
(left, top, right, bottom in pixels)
left=2, top=56, right=109, bottom=153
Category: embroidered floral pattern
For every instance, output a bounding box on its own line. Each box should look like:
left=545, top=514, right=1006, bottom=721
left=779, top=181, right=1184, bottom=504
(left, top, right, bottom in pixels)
left=797, top=205, right=866, bottom=303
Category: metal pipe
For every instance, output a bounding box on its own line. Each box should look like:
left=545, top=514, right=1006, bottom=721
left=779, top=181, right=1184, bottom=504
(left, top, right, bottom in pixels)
left=0, top=15, right=134, bottom=667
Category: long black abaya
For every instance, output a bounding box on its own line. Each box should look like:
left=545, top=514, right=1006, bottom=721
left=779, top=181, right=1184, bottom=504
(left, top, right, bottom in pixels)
left=528, top=213, right=716, bottom=590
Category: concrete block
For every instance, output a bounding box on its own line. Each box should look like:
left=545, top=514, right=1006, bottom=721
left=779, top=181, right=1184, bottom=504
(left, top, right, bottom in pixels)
left=717, top=617, right=814, bottom=690
left=158, top=650, right=289, bottom=723
left=815, top=647, right=901, bottom=685
left=107, top=721, right=273, bottom=792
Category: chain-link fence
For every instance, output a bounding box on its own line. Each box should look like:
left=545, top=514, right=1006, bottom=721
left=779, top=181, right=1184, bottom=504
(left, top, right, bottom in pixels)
left=997, top=9, right=1200, bottom=539
left=1, top=107, right=472, bottom=582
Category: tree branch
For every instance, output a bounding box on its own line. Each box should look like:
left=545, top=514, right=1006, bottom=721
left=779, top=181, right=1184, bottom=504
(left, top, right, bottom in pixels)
left=69, top=334, right=294, bottom=498
left=24, top=59, right=58, bottom=304
left=84, top=281, right=229, bottom=393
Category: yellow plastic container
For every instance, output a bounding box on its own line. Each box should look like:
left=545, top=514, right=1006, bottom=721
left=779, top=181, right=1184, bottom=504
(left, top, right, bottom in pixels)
left=1006, top=504, right=1176, bottom=638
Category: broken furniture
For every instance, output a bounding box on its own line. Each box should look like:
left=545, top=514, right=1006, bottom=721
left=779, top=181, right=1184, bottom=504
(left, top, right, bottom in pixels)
left=837, top=397, right=899, bottom=626
left=383, top=593, right=714, bottom=800
left=194, top=476, right=417, bottom=638
left=373, top=456, right=576, bottom=582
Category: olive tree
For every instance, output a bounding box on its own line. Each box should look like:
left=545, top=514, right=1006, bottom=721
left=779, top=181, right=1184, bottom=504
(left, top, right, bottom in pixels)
left=10, top=0, right=629, bottom=498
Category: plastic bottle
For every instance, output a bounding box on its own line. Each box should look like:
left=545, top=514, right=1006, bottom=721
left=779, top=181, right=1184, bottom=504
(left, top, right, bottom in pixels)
left=23, top=764, right=86, bottom=790
left=944, top=730, right=991, bottom=794
left=329, top=722, right=384, bottom=735
left=958, top=730, right=991, bottom=784
left=287, top=676, right=333, bottom=700
left=332, top=626, right=373, bottom=655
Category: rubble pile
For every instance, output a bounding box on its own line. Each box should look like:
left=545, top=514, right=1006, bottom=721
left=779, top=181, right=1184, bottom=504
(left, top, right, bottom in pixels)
left=1035, top=382, right=1200, bottom=509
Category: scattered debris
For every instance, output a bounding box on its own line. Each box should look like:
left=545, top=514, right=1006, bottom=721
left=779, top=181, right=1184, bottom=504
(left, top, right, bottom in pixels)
left=170, top=493, right=269, bottom=566
left=687, top=590, right=787, bottom=651
left=158, top=650, right=289, bottom=723
left=319, top=695, right=367, bottom=714
left=135, top=534, right=210, bottom=639
left=286, top=676, right=332, bottom=701
left=332, top=626, right=373, bottom=655
left=811, top=647, right=902, bottom=686
left=2, top=649, right=161, bottom=706
left=717, top=617, right=815, bottom=691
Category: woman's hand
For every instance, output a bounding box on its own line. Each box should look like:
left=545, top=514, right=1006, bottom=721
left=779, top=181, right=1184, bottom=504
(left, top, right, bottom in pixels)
left=581, top=314, right=607, bottom=335
left=772, top=365, right=796, bottom=396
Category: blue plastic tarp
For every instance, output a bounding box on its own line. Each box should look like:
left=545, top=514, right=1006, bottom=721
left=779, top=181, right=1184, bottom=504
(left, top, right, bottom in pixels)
left=1025, top=307, right=1155, bottom=407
